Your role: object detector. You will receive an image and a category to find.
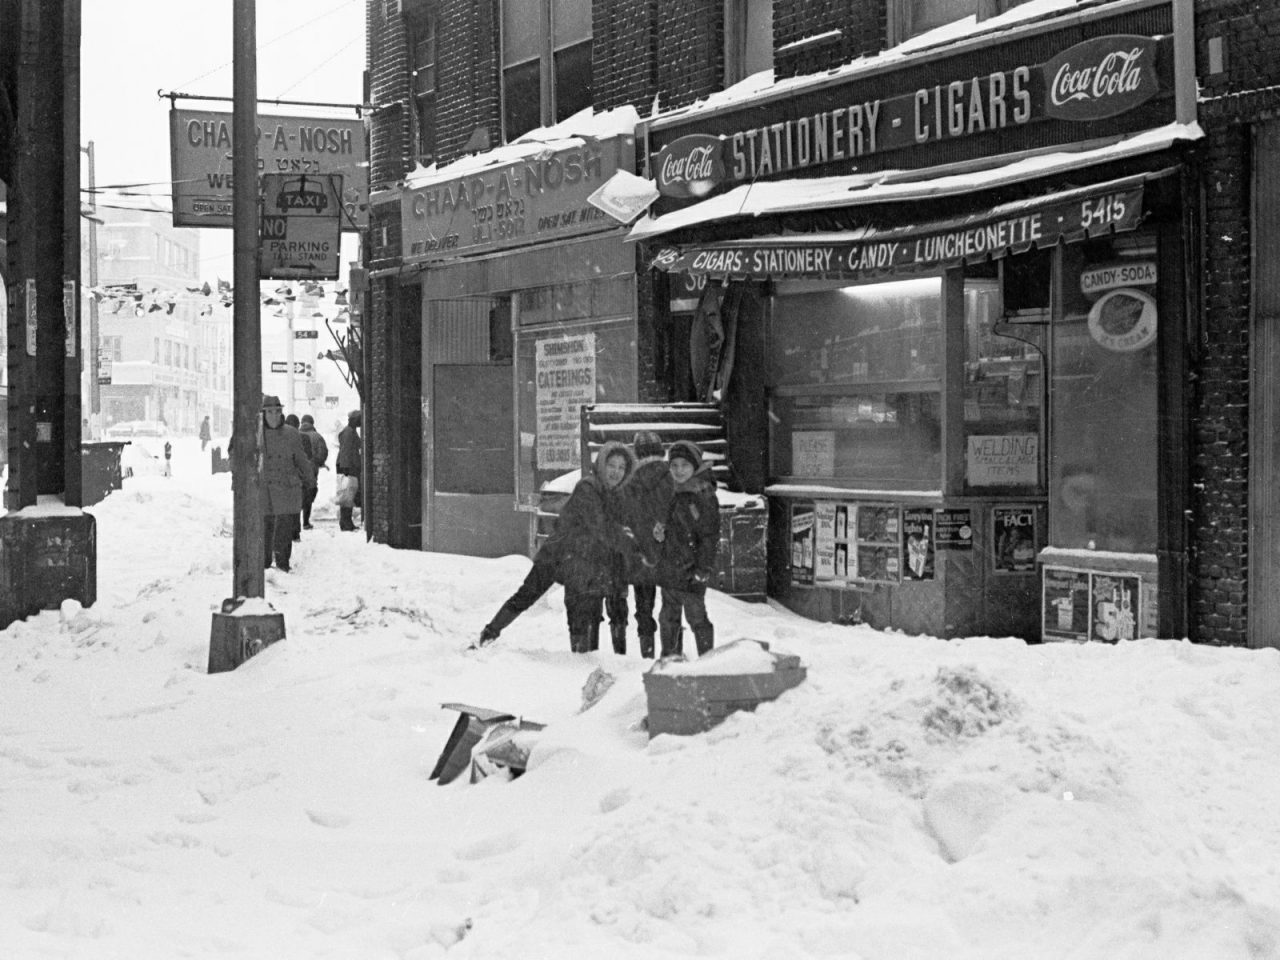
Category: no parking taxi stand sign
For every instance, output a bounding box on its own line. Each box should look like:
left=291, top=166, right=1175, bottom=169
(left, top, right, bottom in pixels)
left=258, top=173, right=343, bottom=281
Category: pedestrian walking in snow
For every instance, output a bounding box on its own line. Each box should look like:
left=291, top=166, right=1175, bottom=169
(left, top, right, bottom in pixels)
left=163, top=440, right=172, bottom=477
left=298, top=414, right=328, bottom=529
left=612, top=431, right=674, bottom=658
left=655, top=440, right=720, bottom=657
left=479, top=441, right=635, bottom=653
left=336, top=410, right=362, bottom=531
left=285, top=414, right=313, bottom=541
left=261, top=396, right=314, bottom=572
left=199, top=415, right=212, bottom=451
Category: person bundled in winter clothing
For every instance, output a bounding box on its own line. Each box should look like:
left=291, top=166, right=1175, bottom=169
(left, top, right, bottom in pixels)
left=261, top=396, right=315, bottom=572
left=336, top=409, right=362, bottom=531
left=611, top=431, right=674, bottom=658
left=298, top=414, right=328, bottom=529
left=479, top=441, right=635, bottom=653
left=199, top=415, right=212, bottom=451
left=655, top=440, right=720, bottom=657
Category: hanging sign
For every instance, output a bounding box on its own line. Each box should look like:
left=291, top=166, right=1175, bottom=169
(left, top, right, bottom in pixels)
left=259, top=173, right=343, bottom=280
left=169, top=109, right=366, bottom=230
left=650, top=184, right=1144, bottom=280
left=1080, top=261, right=1157, bottom=295
left=1042, top=35, right=1161, bottom=122
left=535, top=333, right=596, bottom=471
left=653, top=135, right=726, bottom=198
left=1087, top=288, right=1158, bottom=351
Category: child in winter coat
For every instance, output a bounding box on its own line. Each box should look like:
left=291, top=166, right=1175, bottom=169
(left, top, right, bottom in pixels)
left=655, top=440, right=720, bottom=657
left=610, top=431, right=674, bottom=658
left=479, top=441, right=635, bottom=653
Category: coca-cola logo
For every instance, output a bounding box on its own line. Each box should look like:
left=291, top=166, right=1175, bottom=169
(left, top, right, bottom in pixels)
left=654, top=135, right=726, bottom=199
left=1042, top=35, right=1160, bottom=122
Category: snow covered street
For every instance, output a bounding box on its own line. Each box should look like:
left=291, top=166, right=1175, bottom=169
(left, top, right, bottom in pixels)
left=2, top=438, right=1279, bottom=959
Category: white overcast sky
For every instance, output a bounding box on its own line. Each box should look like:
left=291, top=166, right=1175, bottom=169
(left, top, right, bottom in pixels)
left=80, top=0, right=367, bottom=281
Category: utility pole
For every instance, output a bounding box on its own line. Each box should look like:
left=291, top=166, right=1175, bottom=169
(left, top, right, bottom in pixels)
left=82, top=140, right=100, bottom=432
left=209, top=0, right=285, bottom=673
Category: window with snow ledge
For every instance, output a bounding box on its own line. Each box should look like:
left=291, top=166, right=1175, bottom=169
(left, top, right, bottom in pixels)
left=724, top=0, right=774, bottom=87
left=889, top=0, right=1035, bottom=46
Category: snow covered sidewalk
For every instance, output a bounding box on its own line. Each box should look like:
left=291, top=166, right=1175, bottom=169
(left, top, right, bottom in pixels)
left=1, top=438, right=1279, bottom=959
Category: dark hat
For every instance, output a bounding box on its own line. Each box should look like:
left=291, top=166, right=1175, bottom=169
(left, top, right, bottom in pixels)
left=262, top=394, right=283, bottom=410
left=668, top=439, right=702, bottom=470
left=348, top=409, right=362, bottom=425
left=633, top=431, right=664, bottom=459
left=300, top=414, right=315, bottom=425
left=285, top=414, right=300, bottom=428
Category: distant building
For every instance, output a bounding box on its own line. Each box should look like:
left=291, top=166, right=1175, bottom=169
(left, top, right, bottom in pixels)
left=90, top=207, right=232, bottom=436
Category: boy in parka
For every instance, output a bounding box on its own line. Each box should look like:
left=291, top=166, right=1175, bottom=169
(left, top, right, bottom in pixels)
left=655, top=440, right=720, bottom=657
left=610, top=431, right=673, bottom=657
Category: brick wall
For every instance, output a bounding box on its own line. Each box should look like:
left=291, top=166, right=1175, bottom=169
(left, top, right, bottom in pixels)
left=773, top=0, right=883, bottom=79
left=655, top=1, right=725, bottom=111
left=593, top=0, right=659, bottom=112
left=436, top=0, right=501, bottom=165
left=367, top=0, right=410, bottom=191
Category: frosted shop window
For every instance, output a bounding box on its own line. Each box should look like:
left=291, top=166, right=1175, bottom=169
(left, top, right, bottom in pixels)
left=514, top=310, right=637, bottom=509
left=1048, top=233, right=1159, bottom=552
left=769, top=278, right=942, bottom=488
left=962, top=271, right=1043, bottom=494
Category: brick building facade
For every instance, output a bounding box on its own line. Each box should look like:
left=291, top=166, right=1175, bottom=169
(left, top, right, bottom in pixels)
left=361, top=0, right=1277, bottom=648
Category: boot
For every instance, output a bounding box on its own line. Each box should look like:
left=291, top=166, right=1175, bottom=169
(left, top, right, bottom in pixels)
left=693, top=624, right=714, bottom=656
left=569, top=631, right=592, bottom=654
left=638, top=632, right=656, bottom=659
left=610, top=623, right=627, bottom=655
left=587, top=620, right=601, bottom=651
left=659, top=625, right=683, bottom=658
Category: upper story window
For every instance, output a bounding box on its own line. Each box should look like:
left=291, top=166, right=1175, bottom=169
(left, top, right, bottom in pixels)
left=501, top=0, right=592, bottom=142
left=891, top=0, right=1031, bottom=44
left=410, top=14, right=437, bottom=166
left=725, top=0, right=773, bottom=86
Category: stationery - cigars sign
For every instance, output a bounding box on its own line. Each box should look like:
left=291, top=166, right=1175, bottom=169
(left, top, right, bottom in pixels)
left=648, top=9, right=1179, bottom=199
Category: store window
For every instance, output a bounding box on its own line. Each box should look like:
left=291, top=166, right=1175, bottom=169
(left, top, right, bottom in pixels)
left=962, top=269, right=1043, bottom=494
left=512, top=276, right=637, bottom=507
left=1048, top=234, right=1159, bottom=553
left=501, top=0, right=592, bottom=142
left=890, top=0, right=1033, bottom=44
left=724, top=0, right=773, bottom=85
left=769, top=278, right=943, bottom=489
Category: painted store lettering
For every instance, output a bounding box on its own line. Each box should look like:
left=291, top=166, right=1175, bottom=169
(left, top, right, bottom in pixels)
left=730, top=101, right=880, bottom=179
left=914, top=67, right=1031, bottom=143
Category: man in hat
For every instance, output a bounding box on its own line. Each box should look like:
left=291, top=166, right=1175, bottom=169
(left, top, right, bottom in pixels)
left=336, top=409, right=363, bottom=531
left=261, top=395, right=314, bottom=571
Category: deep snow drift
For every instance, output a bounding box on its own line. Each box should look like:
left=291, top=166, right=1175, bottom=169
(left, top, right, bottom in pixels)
left=2, top=438, right=1279, bottom=960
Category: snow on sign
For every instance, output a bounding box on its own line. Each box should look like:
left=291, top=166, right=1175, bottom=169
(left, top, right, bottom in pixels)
left=259, top=173, right=342, bottom=281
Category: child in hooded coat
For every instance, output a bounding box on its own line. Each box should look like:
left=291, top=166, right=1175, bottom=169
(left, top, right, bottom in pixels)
left=656, top=439, right=720, bottom=656
left=479, top=441, right=635, bottom=653
left=610, top=431, right=673, bottom=658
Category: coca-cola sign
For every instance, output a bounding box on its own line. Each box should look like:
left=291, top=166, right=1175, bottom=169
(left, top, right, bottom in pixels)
left=654, top=134, right=726, bottom=199
left=1042, top=35, right=1160, bottom=122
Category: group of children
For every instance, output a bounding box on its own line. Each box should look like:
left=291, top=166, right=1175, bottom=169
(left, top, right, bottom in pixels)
left=479, top=432, right=721, bottom=657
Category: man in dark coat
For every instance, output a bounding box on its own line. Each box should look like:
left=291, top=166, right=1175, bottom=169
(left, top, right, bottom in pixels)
left=261, top=396, right=314, bottom=572
left=198, top=415, right=212, bottom=451
left=336, top=409, right=362, bottom=531
left=656, top=439, right=720, bottom=656
left=285, top=414, right=312, bottom=541
left=479, top=441, right=635, bottom=653
left=612, top=431, right=674, bottom=658
left=298, top=414, right=328, bottom=529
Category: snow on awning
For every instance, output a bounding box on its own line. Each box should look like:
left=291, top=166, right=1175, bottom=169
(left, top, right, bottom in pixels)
left=647, top=172, right=1169, bottom=281
left=628, top=121, right=1202, bottom=246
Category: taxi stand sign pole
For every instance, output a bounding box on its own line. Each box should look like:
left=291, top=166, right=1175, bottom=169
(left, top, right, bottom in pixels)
left=208, top=0, right=286, bottom=674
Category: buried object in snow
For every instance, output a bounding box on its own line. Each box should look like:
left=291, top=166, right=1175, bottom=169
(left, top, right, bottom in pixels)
left=642, top=639, right=806, bottom=738
left=430, top=703, right=546, bottom=786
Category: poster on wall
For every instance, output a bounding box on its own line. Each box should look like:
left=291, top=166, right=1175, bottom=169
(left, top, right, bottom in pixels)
left=534, top=333, right=596, bottom=471
left=1042, top=566, right=1091, bottom=642
left=1090, top=572, right=1140, bottom=643
left=854, top=504, right=900, bottom=583
left=814, top=502, right=836, bottom=581
left=901, top=508, right=935, bottom=581
left=935, top=509, right=974, bottom=550
left=992, top=506, right=1038, bottom=573
left=966, top=434, right=1039, bottom=487
left=791, top=503, right=815, bottom=585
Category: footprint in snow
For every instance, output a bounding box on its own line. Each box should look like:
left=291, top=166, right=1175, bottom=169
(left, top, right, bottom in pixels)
left=305, top=808, right=351, bottom=829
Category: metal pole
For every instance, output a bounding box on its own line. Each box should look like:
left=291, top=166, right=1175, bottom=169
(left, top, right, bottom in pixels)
left=85, top=141, right=100, bottom=430
left=286, top=297, right=295, bottom=412
left=231, top=0, right=264, bottom=600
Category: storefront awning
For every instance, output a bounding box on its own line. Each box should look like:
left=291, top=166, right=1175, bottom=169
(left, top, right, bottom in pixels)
left=648, top=171, right=1173, bottom=282
left=629, top=121, right=1201, bottom=246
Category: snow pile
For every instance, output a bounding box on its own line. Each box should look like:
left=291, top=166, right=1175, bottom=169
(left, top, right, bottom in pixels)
left=1, top=437, right=1279, bottom=959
